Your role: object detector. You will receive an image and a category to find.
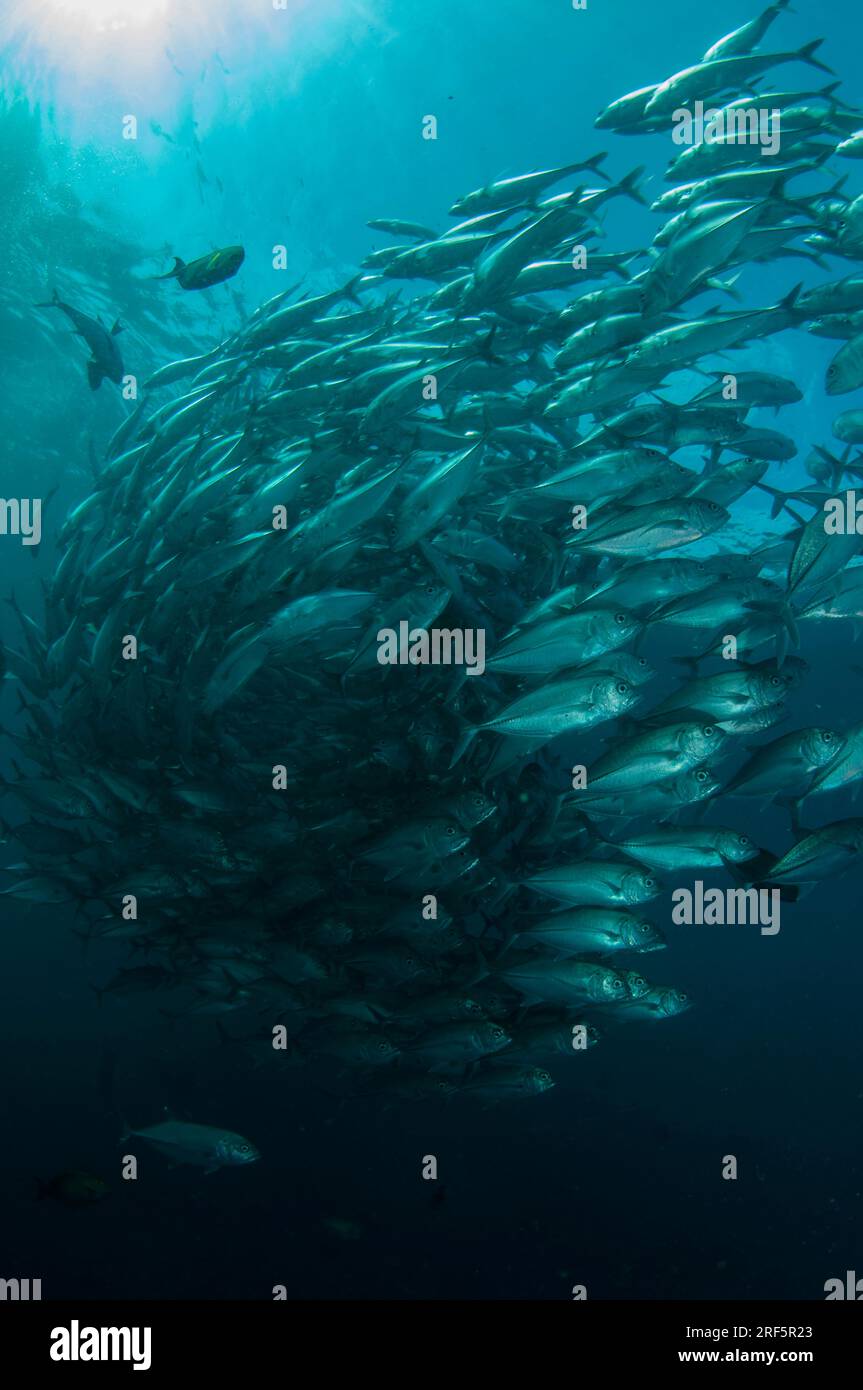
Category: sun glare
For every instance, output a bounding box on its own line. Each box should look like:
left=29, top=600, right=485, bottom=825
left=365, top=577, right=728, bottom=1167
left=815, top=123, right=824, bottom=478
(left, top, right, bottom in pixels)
left=50, top=0, right=169, bottom=33
left=2, top=0, right=337, bottom=133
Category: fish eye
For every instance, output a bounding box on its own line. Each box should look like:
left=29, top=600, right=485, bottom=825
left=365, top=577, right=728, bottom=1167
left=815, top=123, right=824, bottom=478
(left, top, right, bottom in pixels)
left=737, top=834, right=751, bottom=847
left=540, top=1071, right=551, bottom=1083
left=240, top=1144, right=250, bottom=1152
left=446, top=825, right=457, bottom=836
left=377, top=1040, right=390, bottom=1051
left=612, top=979, right=624, bottom=992
left=696, top=769, right=708, bottom=782
left=703, top=725, right=716, bottom=737
left=822, top=731, right=836, bottom=742
left=614, top=611, right=628, bottom=625
left=645, top=877, right=657, bottom=889
left=616, top=681, right=629, bottom=694
left=770, top=675, right=783, bottom=687
left=676, top=992, right=688, bottom=1004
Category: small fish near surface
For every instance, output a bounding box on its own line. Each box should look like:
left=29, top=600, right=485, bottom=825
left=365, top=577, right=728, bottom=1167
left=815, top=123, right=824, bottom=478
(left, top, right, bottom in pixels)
left=153, top=245, right=245, bottom=290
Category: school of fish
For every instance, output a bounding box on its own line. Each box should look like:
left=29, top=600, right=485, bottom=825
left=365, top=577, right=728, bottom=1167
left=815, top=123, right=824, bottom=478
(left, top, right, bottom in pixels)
left=5, top=1, right=863, bottom=1110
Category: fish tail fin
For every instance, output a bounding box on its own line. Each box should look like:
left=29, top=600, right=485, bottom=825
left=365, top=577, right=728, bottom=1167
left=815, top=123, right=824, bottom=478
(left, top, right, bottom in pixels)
left=449, top=720, right=478, bottom=768
left=35, top=289, right=60, bottom=308
left=150, top=257, right=185, bottom=281
left=344, top=273, right=364, bottom=304
left=774, top=795, right=803, bottom=835
left=781, top=501, right=807, bottom=532
left=777, top=281, right=803, bottom=312
left=705, top=271, right=743, bottom=302
left=584, top=151, right=610, bottom=182
left=798, top=38, right=834, bottom=75
left=754, top=481, right=789, bottom=520
left=779, top=601, right=800, bottom=651
left=827, top=174, right=848, bottom=200
left=86, top=360, right=104, bottom=391
left=812, top=443, right=845, bottom=490
left=616, top=166, right=648, bottom=206
left=584, top=824, right=617, bottom=853
left=701, top=443, right=723, bottom=474
left=476, top=907, right=501, bottom=939
left=476, top=325, right=503, bottom=366
left=670, top=654, right=701, bottom=679
left=746, top=858, right=800, bottom=905
left=494, top=926, right=518, bottom=959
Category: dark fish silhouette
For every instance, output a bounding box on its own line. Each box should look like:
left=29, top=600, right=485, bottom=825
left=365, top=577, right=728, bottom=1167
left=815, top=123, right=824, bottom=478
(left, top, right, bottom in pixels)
left=36, top=290, right=124, bottom=390
left=37, top=1171, right=110, bottom=1206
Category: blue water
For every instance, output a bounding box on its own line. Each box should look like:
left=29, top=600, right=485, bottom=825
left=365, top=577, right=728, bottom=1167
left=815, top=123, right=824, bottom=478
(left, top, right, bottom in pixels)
left=1, top=0, right=862, bottom=1300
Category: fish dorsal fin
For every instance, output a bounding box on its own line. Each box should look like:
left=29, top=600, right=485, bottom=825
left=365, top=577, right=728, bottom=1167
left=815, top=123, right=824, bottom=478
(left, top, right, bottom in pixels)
left=172, top=257, right=186, bottom=273
left=111, top=320, right=123, bottom=335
